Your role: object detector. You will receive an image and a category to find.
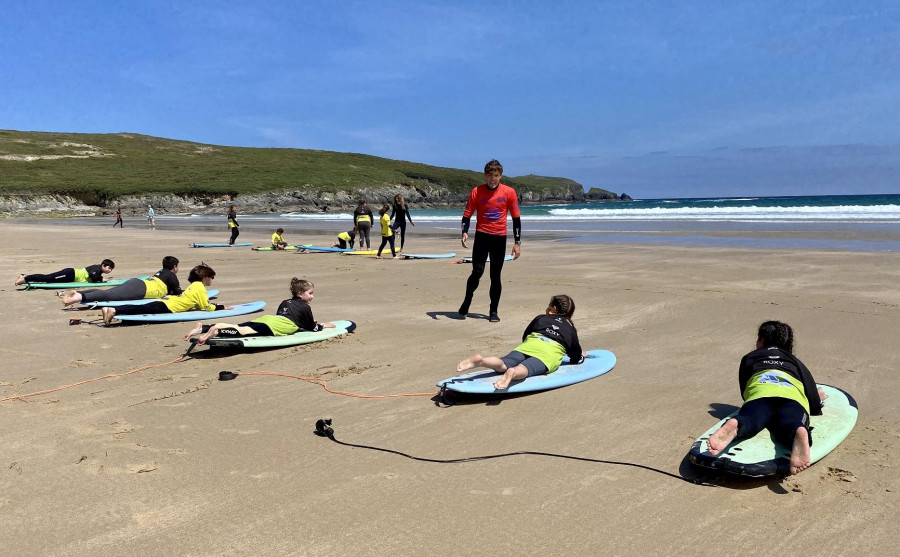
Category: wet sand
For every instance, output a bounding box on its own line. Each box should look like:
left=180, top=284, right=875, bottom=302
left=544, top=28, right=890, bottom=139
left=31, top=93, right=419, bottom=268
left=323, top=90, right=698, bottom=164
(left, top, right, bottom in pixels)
left=1, top=220, right=898, bottom=556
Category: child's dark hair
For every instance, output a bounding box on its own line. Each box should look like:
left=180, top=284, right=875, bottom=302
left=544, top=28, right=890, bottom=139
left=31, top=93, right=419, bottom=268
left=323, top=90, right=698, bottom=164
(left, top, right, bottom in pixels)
left=188, top=263, right=216, bottom=283
left=102, top=259, right=115, bottom=269
left=757, top=320, right=794, bottom=352
left=380, top=204, right=390, bottom=214
left=162, top=256, right=179, bottom=270
left=484, top=159, right=503, bottom=174
left=549, top=294, right=576, bottom=325
left=290, top=277, right=313, bottom=296
left=276, top=228, right=284, bottom=234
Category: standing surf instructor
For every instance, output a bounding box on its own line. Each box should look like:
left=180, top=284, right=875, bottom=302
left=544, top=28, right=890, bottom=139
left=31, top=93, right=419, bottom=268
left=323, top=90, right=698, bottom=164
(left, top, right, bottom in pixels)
left=458, top=159, right=521, bottom=322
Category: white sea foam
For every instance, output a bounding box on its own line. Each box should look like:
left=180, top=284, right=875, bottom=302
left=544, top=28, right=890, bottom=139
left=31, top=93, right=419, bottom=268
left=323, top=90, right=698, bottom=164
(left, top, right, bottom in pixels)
left=546, top=204, right=900, bottom=221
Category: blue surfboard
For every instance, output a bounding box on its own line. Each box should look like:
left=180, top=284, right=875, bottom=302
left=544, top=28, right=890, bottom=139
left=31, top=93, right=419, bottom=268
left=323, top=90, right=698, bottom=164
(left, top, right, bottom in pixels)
left=437, top=349, right=615, bottom=394
left=190, top=242, right=253, bottom=248
left=113, top=301, right=266, bottom=323
left=80, top=290, right=220, bottom=308
left=296, top=245, right=354, bottom=253
left=401, top=253, right=457, bottom=259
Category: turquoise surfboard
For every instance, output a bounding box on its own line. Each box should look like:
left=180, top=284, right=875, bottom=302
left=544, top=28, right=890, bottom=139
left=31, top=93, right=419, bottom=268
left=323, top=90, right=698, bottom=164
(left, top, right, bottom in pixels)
left=204, top=320, right=356, bottom=349
left=437, top=349, right=616, bottom=394
left=401, top=253, right=457, bottom=259
left=190, top=242, right=253, bottom=248
left=113, top=301, right=266, bottom=323
left=688, top=384, right=858, bottom=477
left=79, top=289, right=219, bottom=308
left=24, top=276, right=150, bottom=290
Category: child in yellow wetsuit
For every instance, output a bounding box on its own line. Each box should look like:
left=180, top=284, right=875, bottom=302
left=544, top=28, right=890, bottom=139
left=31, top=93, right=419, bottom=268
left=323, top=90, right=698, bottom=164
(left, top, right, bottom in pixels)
left=456, top=295, right=585, bottom=390
left=184, top=278, right=334, bottom=343
left=271, top=228, right=288, bottom=250
left=101, top=263, right=232, bottom=325
left=705, top=321, right=828, bottom=475
left=375, top=204, right=397, bottom=259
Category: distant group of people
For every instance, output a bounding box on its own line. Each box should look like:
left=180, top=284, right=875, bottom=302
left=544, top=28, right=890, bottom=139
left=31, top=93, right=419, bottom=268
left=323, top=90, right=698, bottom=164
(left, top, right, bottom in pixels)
left=345, top=193, right=415, bottom=258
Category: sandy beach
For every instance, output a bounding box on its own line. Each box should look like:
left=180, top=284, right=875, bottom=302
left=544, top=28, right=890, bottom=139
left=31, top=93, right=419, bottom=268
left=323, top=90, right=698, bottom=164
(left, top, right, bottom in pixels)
left=1, top=220, right=898, bottom=556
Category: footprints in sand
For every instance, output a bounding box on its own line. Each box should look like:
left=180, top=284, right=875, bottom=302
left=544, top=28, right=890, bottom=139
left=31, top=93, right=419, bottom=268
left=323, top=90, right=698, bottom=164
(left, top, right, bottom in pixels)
left=68, top=419, right=187, bottom=476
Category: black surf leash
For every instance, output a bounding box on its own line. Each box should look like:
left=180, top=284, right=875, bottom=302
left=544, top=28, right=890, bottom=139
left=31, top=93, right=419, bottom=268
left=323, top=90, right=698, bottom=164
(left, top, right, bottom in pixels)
left=314, top=419, right=713, bottom=486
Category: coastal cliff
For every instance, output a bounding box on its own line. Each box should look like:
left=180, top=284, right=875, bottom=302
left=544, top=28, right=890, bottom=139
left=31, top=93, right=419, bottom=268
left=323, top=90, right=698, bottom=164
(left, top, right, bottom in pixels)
left=0, top=130, right=629, bottom=215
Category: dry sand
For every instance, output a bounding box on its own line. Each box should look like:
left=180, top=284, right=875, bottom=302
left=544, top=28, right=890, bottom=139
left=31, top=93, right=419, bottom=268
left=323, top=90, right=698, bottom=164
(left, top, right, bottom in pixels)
left=1, top=221, right=898, bottom=556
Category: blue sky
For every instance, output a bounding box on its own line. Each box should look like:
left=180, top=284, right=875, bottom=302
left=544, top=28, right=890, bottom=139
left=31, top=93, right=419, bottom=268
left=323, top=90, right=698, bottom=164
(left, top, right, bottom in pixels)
left=2, top=1, right=899, bottom=198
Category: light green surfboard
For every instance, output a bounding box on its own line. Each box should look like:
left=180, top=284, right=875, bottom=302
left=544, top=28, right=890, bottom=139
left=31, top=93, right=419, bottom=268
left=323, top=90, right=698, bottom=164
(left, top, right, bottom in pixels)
left=204, top=320, right=356, bottom=349
left=24, top=276, right=150, bottom=290
left=688, top=384, right=858, bottom=477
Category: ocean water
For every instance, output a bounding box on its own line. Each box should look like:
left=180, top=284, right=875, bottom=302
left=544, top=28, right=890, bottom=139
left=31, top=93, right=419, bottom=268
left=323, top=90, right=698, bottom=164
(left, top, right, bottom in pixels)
left=271, top=194, right=900, bottom=252
left=61, top=193, right=900, bottom=252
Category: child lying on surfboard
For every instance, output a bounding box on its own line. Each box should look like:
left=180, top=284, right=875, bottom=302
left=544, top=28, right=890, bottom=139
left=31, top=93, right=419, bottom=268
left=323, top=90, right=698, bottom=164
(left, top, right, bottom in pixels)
left=184, top=277, right=334, bottom=344
left=61, top=256, right=182, bottom=306
left=705, top=321, right=828, bottom=475
left=15, top=259, right=115, bottom=286
left=456, top=294, right=585, bottom=390
left=100, top=263, right=231, bottom=325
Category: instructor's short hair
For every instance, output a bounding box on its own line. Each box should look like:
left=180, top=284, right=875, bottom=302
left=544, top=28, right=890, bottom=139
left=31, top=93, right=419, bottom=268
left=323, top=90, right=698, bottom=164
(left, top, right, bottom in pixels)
left=484, top=159, right=503, bottom=174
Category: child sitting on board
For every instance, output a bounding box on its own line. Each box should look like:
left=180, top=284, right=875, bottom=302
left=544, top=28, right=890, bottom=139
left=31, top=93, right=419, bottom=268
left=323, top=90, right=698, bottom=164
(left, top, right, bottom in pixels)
left=15, top=259, right=115, bottom=286
left=271, top=228, right=288, bottom=250
left=456, top=294, right=585, bottom=390
left=332, top=229, right=356, bottom=249
left=705, top=320, right=828, bottom=475
left=100, top=263, right=232, bottom=325
left=184, top=278, right=334, bottom=344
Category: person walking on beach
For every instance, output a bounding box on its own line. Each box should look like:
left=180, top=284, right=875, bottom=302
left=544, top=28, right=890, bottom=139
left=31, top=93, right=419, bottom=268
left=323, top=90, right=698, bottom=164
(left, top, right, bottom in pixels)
left=456, top=295, right=584, bottom=390
left=458, top=159, right=521, bottom=322
left=227, top=205, right=240, bottom=245
left=705, top=320, right=828, bottom=475
left=375, top=204, right=397, bottom=259
left=390, top=194, right=415, bottom=251
left=113, top=207, right=123, bottom=228
left=353, top=199, right=373, bottom=250
left=147, top=205, right=156, bottom=229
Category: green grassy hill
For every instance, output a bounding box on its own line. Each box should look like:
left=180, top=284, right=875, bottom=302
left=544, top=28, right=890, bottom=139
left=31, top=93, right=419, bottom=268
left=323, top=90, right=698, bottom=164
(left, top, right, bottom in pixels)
left=0, top=130, right=596, bottom=204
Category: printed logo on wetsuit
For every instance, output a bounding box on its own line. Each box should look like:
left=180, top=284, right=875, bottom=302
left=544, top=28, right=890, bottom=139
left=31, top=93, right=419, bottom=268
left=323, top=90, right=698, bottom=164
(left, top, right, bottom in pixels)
left=756, top=372, right=792, bottom=387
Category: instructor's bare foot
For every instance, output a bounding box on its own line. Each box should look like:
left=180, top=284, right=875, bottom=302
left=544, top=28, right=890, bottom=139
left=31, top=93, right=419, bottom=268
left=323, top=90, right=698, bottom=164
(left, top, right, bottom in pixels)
left=789, top=426, right=812, bottom=475
left=706, top=418, right=739, bottom=456
left=457, top=354, right=483, bottom=372
left=14, top=274, right=25, bottom=286
left=184, top=322, right=203, bottom=341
